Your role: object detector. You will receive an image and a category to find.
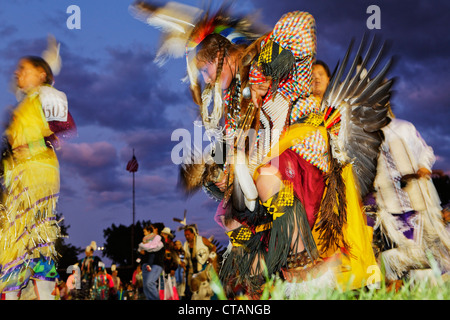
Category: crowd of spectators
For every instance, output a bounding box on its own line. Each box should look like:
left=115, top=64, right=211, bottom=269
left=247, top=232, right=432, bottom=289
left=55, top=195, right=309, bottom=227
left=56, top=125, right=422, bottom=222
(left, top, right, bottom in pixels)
left=55, top=222, right=218, bottom=300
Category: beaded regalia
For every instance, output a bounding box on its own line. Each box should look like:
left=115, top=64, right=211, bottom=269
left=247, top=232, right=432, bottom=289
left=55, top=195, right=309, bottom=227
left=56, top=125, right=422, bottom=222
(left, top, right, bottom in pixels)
left=131, top=1, right=396, bottom=296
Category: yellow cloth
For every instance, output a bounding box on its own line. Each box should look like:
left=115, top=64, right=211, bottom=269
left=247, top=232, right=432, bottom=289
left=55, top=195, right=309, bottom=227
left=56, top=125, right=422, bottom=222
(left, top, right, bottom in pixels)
left=312, top=165, right=382, bottom=291
left=253, top=122, right=381, bottom=291
left=0, top=89, right=60, bottom=292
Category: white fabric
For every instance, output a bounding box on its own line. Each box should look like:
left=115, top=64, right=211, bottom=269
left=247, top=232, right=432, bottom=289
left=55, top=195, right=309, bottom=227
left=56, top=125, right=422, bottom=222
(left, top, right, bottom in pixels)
left=184, top=235, right=210, bottom=271
left=39, top=86, right=68, bottom=122
left=373, top=118, right=450, bottom=279
left=374, top=118, right=437, bottom=214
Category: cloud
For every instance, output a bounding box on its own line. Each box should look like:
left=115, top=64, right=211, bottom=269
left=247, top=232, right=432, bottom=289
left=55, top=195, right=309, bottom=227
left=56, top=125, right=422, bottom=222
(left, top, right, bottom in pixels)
left=119, top=129, right=177, bottom=169
left=59, top=141, right=120, bottom=193
left=0, top=38, right=47, bottom=65
left=55, top=43, right=190, bottom=134
left=0, top=25, right=18, bottom=37
left=61, top=141, right=117, bottom=168
left=1, top=1, right=449, bottom=253
left=139, top=174, right=177, bottom=196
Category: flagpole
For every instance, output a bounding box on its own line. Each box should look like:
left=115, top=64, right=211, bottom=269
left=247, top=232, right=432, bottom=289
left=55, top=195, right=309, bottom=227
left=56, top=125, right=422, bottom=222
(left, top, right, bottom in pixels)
left=131, top=149, right=135, bottom=266
left=127, top=149, right=139, bottom=267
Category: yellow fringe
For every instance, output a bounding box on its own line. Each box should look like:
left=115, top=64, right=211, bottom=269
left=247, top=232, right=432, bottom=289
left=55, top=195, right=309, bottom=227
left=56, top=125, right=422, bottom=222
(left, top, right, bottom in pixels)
left=0, top=90, right=60, bottom=286
left=312, top=165, right=382, bottom=291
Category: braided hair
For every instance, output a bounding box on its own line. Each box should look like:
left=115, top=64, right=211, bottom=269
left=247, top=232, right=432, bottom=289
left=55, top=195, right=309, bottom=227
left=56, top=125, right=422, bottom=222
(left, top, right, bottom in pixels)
left=194, top=33, right=244, bottom=132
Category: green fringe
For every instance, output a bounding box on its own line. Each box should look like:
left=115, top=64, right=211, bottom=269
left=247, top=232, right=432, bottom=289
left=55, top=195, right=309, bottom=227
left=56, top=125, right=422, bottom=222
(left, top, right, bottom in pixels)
left=266, top=195, right=319, bottom=275
left=219, top=242, right=267, bottom=298
left=219, top=202, right=271, bottom=298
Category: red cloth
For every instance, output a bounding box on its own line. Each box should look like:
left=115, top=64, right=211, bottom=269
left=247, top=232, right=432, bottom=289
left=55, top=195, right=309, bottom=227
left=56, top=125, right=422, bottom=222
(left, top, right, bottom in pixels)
left=48, top=111, right=77, bottom=140
left=269, top=148, right=325, bottom=228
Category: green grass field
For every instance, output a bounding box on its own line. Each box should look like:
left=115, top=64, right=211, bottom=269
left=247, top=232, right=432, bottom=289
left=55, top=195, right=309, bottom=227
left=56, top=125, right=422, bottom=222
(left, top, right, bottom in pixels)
left=210, top=254, right=450, bottom=300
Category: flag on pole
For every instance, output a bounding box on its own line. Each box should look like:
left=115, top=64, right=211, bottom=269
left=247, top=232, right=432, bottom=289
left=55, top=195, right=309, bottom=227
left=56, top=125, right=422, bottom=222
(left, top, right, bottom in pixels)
left=126, top=154, right=139, bottom=172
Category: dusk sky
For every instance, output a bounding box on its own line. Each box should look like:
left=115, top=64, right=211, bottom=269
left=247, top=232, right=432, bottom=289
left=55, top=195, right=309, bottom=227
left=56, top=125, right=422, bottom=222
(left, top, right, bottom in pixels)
left=0, top=0, right=449, bottom=265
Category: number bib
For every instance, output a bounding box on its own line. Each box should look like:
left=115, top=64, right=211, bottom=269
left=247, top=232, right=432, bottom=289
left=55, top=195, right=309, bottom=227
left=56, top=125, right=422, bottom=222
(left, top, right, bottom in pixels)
left=39, top=86, right=68, bottom=122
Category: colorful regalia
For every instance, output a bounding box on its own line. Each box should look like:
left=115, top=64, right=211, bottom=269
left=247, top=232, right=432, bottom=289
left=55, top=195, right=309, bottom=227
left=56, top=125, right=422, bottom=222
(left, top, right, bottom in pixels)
left=0, top=37, right=76, bottom=298
left=131, top=1, right=395, bottom=297
left=91, top=267, right=113, bottom=300
left=242, top=13, right=392, bottom=292
left=0, top=87, right=61, bottom=294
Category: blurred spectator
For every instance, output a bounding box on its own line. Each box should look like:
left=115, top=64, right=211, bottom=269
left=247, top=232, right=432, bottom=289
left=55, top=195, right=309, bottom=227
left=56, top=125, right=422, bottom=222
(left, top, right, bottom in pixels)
left=161, top=227, right=175, bottom=250
left=139, top=223, right=166, bottom=300
left=183, top=226, right=217, bottom=300
left=174, top=240, right=186, bottom=299
left=132, top=264, right=144, bottom=299
left=110, top=265, right=121, bottom=300
left=312, top=60, right=331, bottom=101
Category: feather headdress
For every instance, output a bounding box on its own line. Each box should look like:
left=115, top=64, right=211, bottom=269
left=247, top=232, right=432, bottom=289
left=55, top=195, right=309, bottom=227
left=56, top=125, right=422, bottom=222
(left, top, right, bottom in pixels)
left=131, top=1, right=266, bottom=204
left=129, top=1, right=203, bottom=66
left=86, top=241, right=97, bottom=252
left=130, top=1, right=265, bottom=120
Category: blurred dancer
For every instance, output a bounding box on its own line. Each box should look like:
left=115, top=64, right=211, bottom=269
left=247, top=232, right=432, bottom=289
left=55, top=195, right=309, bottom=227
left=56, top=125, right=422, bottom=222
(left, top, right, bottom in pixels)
left=78, top=241, right=102, bottom=299
left=367, top=114, right=450, bottom=282
left=183, top=226, right=217, bottom=300
left=0, top=39, right=76, bottom=299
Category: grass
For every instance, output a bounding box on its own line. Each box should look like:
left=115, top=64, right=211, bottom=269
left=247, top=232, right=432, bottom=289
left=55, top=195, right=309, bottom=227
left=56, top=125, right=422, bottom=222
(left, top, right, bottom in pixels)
left=209, top=253, right=450, bottom=300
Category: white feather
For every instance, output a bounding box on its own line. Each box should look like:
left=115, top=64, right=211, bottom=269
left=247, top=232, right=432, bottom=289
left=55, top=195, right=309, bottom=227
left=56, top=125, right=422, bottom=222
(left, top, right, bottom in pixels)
left=211, top=83, right=223, bottom=128
left=146, top=14, right=193, bottom=34
left=186, top=50, right=199, bottom=85
left=235, top=149, right=258, bottom=211
left=41, top=35, right=62, bottom=76
left=155, top=37, right=190, bottom=66
left=131, top=1, right=201, bottom=35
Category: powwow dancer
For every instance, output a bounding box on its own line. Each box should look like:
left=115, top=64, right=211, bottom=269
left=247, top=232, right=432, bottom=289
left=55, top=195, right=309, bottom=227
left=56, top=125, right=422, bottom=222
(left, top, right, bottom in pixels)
left=131, top=1, right=394, bottom=296
left=77, top=241, right=102, bottom=300
left=237, top=19, right=393, bottom=293
left=0, top=36, right=76, bottom=299
left=91, top=263, right=114, bottom=300
left=365, top=113, right=450, bottom=283
left=130, top=1, right=271, bottom=297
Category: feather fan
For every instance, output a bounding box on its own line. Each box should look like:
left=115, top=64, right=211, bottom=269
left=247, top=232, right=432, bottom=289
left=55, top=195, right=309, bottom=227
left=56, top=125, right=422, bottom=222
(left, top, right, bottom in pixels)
left=315, top=35, right=395, bottom=254
left=321, top=34, right=395, bottom=199
left=129, top=1, right=203, bottom=65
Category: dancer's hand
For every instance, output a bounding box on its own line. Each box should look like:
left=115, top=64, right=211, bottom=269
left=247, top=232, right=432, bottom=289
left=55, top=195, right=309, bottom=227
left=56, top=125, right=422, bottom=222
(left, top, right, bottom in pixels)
left=417, top=167, right=431, bottom=179
left=215, top=176, right=227, bottom=192
left=250, top=80, right=271, bottom=107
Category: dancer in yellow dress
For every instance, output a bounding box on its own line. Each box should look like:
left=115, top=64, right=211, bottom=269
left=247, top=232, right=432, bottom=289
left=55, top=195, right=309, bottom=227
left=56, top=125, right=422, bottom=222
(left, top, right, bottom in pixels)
left=0, top=40, right=75, bottom=299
